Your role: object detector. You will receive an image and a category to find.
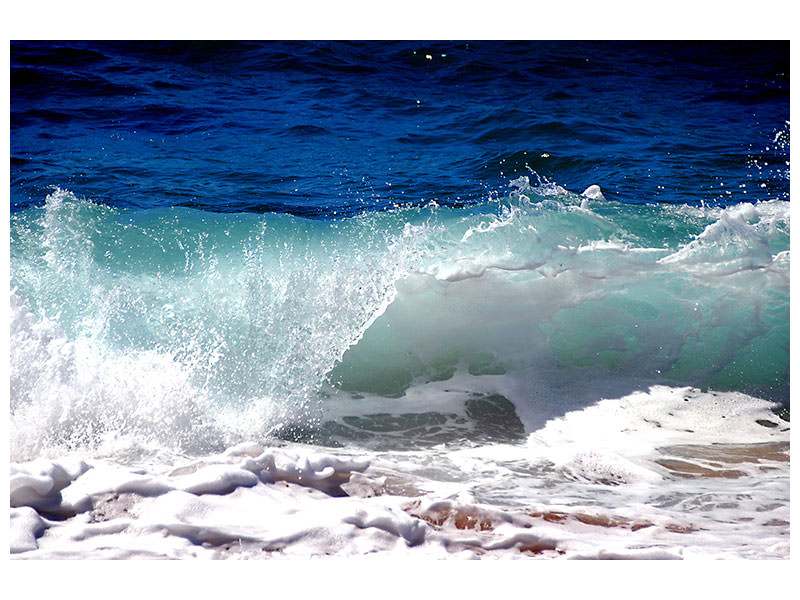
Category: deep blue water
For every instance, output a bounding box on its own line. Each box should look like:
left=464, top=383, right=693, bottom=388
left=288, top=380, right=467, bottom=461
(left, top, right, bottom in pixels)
left=10, top=41, right=790, bottom=216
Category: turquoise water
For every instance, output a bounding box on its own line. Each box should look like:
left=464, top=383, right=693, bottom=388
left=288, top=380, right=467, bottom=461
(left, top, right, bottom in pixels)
left=10, top=181, right=789, bottom=454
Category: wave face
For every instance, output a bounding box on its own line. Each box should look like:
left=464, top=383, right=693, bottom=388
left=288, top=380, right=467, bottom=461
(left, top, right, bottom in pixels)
left=10, top=182, right=789, bottom=458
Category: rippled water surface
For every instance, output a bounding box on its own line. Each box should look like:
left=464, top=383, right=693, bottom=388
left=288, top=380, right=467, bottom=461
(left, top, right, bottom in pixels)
left=11, top=41, right=789, bottom=214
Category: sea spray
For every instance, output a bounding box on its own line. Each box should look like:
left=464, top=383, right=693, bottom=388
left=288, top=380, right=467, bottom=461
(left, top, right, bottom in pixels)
left=11, top=184, right=789, bottom=456
left=10, top=190, right=426, bottom=458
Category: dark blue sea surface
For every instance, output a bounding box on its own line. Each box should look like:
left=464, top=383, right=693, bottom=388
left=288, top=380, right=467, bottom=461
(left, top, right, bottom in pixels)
left=10, top=41, right=789, bottom=215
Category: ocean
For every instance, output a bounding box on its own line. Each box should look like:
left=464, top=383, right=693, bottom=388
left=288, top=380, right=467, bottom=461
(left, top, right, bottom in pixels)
left=10, top=40, right=789, bottom=559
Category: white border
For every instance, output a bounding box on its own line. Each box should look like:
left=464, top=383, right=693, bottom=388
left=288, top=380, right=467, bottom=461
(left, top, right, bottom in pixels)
left=3, top=2, right=796, bottom=596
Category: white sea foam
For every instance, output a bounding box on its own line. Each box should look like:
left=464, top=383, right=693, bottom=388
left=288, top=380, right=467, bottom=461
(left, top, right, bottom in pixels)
left=10, top=287, right=220, bottom=461
left=9, top=187, right=789, bottom=559
left=10, top=384, right=789, bottom=559
left=659, top=199, right=789, bottom=273
left=527, top=385, right=788, bottom=482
